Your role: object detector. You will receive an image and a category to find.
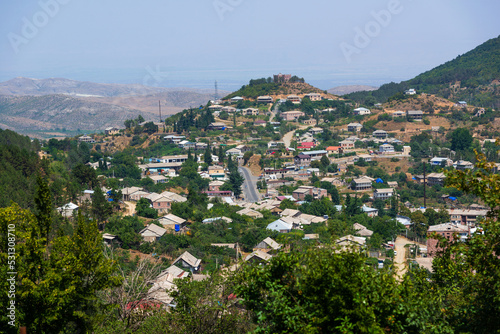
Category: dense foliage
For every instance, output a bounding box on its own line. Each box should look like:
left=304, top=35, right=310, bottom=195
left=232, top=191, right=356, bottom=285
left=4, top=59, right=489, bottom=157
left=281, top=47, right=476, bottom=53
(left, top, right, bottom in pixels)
left=0, top=129, right=44, bottom=208
left=346, top=35, right=500, bottom=108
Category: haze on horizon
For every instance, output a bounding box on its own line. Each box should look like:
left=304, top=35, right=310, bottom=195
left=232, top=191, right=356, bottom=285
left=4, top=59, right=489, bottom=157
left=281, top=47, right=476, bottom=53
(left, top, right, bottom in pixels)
left=1, top=0, right=499, bottom=91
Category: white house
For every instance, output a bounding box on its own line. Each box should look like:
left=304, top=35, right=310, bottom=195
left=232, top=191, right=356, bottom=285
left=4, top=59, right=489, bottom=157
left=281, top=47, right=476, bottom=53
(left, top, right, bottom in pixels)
left=57, top=202, right=79, bottom=218
left=353, top=107, right=371, bottom=116
left=430, top=157, right=452, bottom=167
left=373, top=188, right=394, bottom=200
left=379, top=144, right=394, bottom=153
left=347, top=123, right=363, bottom=132
left=267, top=219, right=293, bottom=233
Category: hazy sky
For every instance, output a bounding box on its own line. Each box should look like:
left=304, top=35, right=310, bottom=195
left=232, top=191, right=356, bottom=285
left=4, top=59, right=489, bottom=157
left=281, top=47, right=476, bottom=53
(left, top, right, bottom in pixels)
left=1, top=0, right=499, bottom=90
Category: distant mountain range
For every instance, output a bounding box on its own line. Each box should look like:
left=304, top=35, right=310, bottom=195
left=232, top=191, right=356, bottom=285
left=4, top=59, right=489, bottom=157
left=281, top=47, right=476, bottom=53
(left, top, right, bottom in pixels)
left=0, top=77, right=221, bottom=97
left=327, top=85, right=378, bottom=96
left=346, top=35, right=500, bottom=108
left=0, top=77, right=228, bottom=138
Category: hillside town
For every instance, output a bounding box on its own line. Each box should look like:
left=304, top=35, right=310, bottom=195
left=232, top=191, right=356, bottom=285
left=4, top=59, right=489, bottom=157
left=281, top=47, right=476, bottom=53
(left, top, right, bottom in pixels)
left=43, top=74, right=496, bottom=312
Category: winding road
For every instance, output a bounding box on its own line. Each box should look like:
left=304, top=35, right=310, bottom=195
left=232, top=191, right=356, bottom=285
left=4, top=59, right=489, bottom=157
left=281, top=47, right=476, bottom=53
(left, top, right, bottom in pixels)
left=238, top=166, right=260, bottom=202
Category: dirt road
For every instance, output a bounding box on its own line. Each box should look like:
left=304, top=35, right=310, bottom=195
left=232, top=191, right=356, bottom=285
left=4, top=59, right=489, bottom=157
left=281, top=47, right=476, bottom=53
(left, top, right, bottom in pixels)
left=394, top=236, right=410, bottom=280
left=282, top=130, right=295, bottom=148
left=124, top=201, right=136, bottom=216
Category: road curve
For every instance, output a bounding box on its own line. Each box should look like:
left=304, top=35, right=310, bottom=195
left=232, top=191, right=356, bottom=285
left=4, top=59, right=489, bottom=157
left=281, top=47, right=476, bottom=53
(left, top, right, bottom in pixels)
left=238, top=166, right=260, bottom=202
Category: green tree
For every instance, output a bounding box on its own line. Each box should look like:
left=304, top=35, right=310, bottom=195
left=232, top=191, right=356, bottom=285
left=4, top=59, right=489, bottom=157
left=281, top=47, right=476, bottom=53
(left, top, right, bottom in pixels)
left=320, top=181, right=340, bottom=205
left=433, top=151, right=500, bottom=333
left=235, top=244, right=449, bottom=333
left=0, top=204, right=121, bottom=333
left=204, top=145, right=213, bottom=165
left=242, top=151, right=253, bottom=165
left=450, top=128, right=473, bottom=151
left=279, top=198, right=297, bottom=210
left=92, top=186, right=113, bottom=224
left=136, top=198, right=157, bottom=219
left=320, top=155, right=330, bottom=168
left=72, top=163, right=98, bottom=189
left=143, top=122, right=158, bottom=135
left=410, top=211, right=428, bottom=238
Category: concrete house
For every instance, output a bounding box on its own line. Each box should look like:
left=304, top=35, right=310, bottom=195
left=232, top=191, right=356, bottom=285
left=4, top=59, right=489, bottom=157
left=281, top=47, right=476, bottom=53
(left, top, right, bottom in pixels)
left=294, top=154, right=311, bottom=168
left=427, top=172, right=446, bottom=186
left=340, top=140, right=355, bottom=150
left=267, top=219, right=293, bottom=233
left=336, top=235, right=366, bottom=251
left=454, top=160, right=474, bottom=170
left=208, top=165, right=225, bottom=179
left=373, top=130, right=388, bottom=139
left=287, top=95, right=301, bottom=104
left=281, top=110, right=305, bottom=121
left=244, top=250, right=272, bottom=264
left=243, top=108, right=260, bottom=116
left=351, top=176, right=373, bottom=191
left=347, top=123, right=363, bottom=132
left=378, top=144, right=395, bottom=153
left=225, top=148, right=242, bottom=156
left=427, top=223, right=469, bottom=256
left=430, top=157, right=452, bottom=167
left=230, top=96, right=244, bottom=103
left=292, top=186, right=327, bottom=201
left=208, top=122, right=226, bottom=130
left=78, top=135, right=95, bottom=143
left=353, top=223, right=374, bottom=236
left=140, top=224, right=166, bottom=243
left=301, top=150, right=327, bottom=160
left=208, top=180, right=225, bottom=191
left=57, top=202, right=79, bottom=218
left=104, top=127, right=120, bottom=136
left=309, top=127, right=324, bottom=135
left=257, top=95, right=274, bottom=103
left=373, top=188, right=394, bottom=200
left=304, top=92, right=322, bottom=101
left=254, top=237, right=282, bottom=252
left=158, top=213, right=187, bottom=229
left=173, top=251, right=201, bottom=272
left=406, top=110, right=423, bottom=121
left=236, top=208, right=264, bottom=219
left=353, top=107, right=371, bottom=115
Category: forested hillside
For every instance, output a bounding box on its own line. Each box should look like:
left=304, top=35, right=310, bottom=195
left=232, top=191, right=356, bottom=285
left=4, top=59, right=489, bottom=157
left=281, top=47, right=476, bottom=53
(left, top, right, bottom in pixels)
left=0, top=129, right=44, bottom=208
left=224, top=77, right=327, bottom=99
left=347, top=35, right=500, bottom=108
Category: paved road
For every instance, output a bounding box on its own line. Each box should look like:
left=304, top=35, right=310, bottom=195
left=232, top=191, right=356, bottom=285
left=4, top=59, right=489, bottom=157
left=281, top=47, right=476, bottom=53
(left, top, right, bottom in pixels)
left=238, top=166, right=260, bottom=202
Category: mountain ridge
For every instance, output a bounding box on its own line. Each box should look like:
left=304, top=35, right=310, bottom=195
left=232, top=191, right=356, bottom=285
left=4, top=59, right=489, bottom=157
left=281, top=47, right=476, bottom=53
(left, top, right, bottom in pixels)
left=345, top=35, right=500, bottom=108
left=0, top=77, right=227, bottom=97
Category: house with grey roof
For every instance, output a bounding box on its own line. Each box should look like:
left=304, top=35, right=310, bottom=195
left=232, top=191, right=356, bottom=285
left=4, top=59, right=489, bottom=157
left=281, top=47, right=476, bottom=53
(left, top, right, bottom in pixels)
left=245, top=250, right=273, bottom=264
left=140, top=224, right=166, bottom=243
left=267, top=219, right=293, bottom=233
left=406, top=110, right=423, bottom=121
left=172, top=251, right=201, bottom=272
left=254, top=237, right=281, bottom=252
left=347, top=123, right=363, bottom=132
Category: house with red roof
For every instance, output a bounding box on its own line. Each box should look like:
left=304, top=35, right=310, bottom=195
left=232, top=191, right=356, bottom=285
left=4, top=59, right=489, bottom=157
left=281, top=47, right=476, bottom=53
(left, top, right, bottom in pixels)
left=297, top=142, right=316, bottom=150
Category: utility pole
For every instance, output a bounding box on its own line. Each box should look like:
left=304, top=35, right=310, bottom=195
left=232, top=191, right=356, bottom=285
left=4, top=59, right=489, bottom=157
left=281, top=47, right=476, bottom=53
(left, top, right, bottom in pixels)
left=158, top=100, right=162, bottom=123
left=423, top=161, right=426, bottom=208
